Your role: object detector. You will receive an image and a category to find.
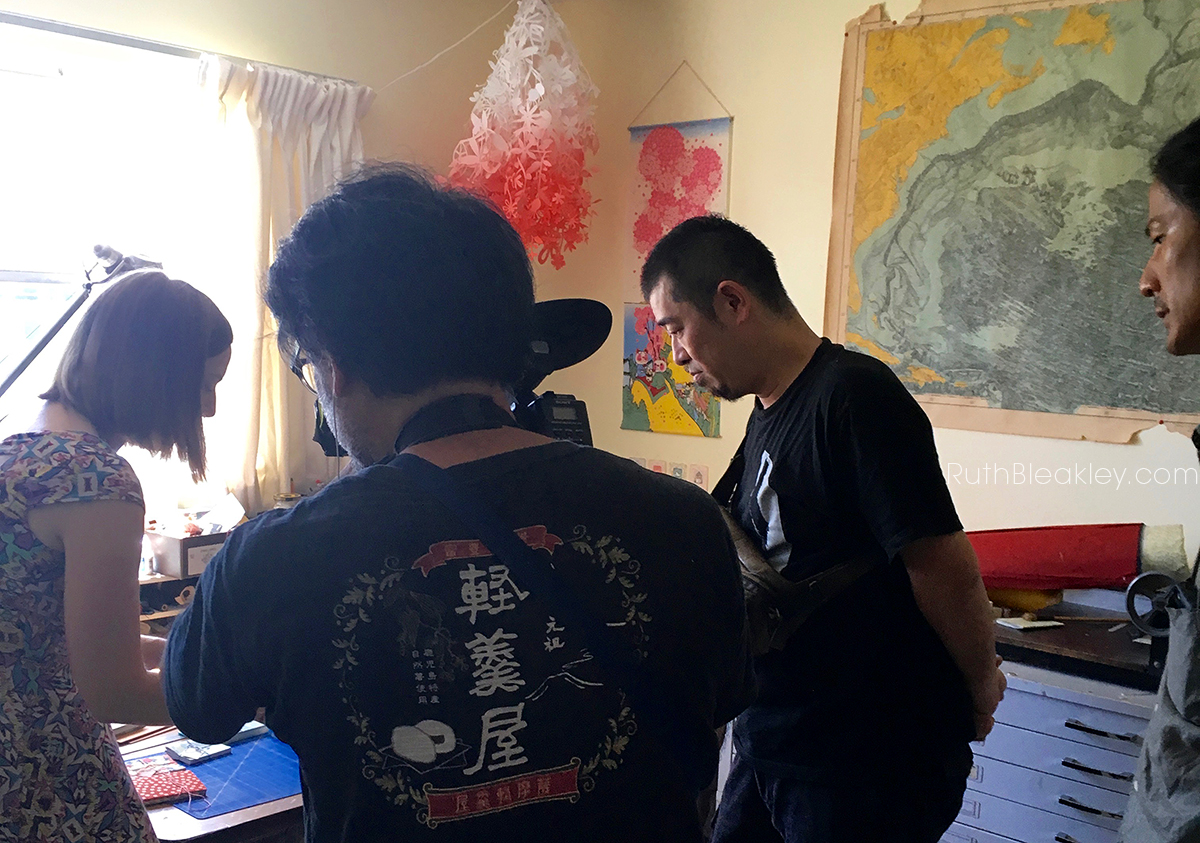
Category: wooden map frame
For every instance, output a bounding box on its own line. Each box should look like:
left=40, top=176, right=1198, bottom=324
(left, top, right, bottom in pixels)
left=824, top=0, right=1200, bottom=443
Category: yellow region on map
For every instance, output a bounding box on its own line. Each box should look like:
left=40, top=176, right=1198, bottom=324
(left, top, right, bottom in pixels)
left=845, top=332, right=900, bottom=365
left=628, top=378, right=703, bottom=436
left=851, top=21, right=1048, bottom=317
left=902, top=365, right=948, bottom=387
left=1055, top=6, right=1115, bottom=53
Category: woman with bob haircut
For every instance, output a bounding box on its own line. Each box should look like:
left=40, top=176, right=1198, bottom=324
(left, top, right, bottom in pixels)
left=0, top=269, right=232, bottom=841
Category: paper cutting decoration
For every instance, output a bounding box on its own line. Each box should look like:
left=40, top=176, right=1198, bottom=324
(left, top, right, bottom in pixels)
left=622, top=118, right=730, bottom=436
left=448, top=0, right=598, bottom=269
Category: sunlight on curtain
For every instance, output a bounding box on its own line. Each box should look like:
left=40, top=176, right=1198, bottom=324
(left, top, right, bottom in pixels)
left=0, top=23, right=259, bottom=519
left=0, top=25, right=373, bottom=518
left=199, top=55, right=374, bottom=513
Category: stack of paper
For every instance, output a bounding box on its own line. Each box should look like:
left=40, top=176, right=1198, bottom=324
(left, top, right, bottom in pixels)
left=127, top=755, right=207, bottom=807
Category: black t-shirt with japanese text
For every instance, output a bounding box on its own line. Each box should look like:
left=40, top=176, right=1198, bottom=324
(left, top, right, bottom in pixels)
left=164, top=442, right=752, bottom=842
left=729, top=339, right=975, bottom=781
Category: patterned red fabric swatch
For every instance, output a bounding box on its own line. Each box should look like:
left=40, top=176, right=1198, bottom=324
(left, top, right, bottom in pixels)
left=127, top=754, right=208, bottom=807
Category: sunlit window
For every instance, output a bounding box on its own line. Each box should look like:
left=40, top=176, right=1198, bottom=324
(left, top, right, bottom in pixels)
left=0, top=22, right=260, bottom=518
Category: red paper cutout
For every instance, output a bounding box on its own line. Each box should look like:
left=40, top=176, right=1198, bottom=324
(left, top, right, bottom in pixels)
left=448, top=0, right=598, bottom=270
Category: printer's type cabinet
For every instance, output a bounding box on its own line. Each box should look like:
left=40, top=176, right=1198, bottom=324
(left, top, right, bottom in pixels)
left=941, top=663, right=1156, bottom=843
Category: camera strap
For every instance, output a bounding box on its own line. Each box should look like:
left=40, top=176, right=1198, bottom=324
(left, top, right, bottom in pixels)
left=392, top=393, right=520, bottom=452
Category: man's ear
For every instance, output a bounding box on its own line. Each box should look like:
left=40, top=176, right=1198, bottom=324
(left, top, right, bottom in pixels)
left=714, top=280, right=753, bottom=325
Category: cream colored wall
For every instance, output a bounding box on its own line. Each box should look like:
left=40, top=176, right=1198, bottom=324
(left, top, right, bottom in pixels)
left=7, top=0, right=1199, bottom=555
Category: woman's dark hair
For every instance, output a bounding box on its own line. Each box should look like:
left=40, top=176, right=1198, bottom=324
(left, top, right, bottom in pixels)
left=639, top=215, right=793, bottom=318
left=41, top=270, right=233, bottom=479
left=266, top=162, right=536, bottom=397
left=1153, top=117, right=1200, bottom=220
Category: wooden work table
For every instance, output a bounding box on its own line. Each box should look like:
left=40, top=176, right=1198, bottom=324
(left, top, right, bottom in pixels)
left=993, top=601, right=1164, bottom=692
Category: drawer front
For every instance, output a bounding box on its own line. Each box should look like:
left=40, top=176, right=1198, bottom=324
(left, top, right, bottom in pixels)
left=969, top=756, right=1128, bottom=831
left=975, top=723, right=1137, bottom=795
left=958, top=791, right=1119, bottom=843
left=994, top=689, right=1148, bottom=757
left=940, top=822, right=1020, bottom=843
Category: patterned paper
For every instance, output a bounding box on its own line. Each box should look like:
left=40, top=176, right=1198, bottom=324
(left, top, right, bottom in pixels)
left=624, top=119, right=731, bottom=299
left=127, top=754, right=207, bottom=807
left=622, top=303, right=720, bottom=438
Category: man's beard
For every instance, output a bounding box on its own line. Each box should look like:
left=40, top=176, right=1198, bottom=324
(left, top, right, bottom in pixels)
left=709, top=382, right=739, bottom=401
left=700, top=377, right=742, bottom=401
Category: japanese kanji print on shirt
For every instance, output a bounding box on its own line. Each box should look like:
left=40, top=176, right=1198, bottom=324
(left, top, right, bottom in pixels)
left=162, top=441, right=753, bottom=841
left=333, top=526, right=647, bottom=827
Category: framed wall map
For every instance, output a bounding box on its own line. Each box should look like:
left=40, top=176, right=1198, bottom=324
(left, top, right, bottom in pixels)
left=825, top=0, right=1200, bottom=441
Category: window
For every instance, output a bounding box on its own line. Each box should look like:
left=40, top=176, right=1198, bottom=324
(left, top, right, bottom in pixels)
left=0, top=21, right=260, bottom=516
left=0, top=271, right=80, bottom=428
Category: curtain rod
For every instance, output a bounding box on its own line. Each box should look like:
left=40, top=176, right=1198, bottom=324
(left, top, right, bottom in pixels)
left=0, top=9, right=358, bottom=85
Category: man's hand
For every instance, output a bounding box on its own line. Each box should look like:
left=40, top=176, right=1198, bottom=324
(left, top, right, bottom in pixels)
left=902, top=532, right=1005, bottom=743
left=971, top=656, right=1007, bottom=740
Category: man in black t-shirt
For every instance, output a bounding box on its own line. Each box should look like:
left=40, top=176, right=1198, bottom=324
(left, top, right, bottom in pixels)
left=162, top=166, right=753, bottom=842
left=641, top=216, right=1005, bottom=843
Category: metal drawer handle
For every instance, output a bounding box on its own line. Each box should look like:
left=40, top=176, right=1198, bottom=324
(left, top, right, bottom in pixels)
left=1055, top=835, right=1082, bottom=843
left=1061, top=757, right=1135, bottom=783
left=1064, top=718, right=1143, bottom=746
left=1058, top=795, right=1124, bottom=821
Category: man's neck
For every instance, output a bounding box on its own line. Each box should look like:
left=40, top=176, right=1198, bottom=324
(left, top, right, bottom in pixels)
left=755, top=314, right=823, bottom=409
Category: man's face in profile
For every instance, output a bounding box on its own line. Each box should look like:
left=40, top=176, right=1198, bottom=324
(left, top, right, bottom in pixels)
left=648, top=276, right=745, bottom=401
left=1140, top=181, right=1200, bottom=356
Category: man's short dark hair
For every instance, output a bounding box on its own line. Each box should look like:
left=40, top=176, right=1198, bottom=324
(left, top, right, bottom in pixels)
left=267, top=163, right=536, bottom=396
left=41, top=270, right=232, bottom=479
left=1154, top=117, right=1200, bottom=221
left=639, top=215, right=792, bottom=318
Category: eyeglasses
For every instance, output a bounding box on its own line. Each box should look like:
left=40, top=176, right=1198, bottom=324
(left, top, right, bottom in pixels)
left=280, top=334, right=318, bottom=394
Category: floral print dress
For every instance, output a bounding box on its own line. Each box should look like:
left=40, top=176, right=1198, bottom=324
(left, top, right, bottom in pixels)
left=0, top=432, right=157, bottom=842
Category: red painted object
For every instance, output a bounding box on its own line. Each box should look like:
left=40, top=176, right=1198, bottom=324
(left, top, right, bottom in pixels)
left=967, top=523, right=1142, bottom=590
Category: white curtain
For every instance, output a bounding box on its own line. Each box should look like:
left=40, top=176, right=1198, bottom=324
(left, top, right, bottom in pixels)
left=199, top=55, right=375, bottom=513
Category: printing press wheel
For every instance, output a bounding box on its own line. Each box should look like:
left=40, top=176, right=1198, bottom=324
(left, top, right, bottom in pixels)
left=1125, top=571, right=1177, bottom=638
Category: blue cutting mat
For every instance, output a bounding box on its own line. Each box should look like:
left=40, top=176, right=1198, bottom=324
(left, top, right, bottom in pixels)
left=135, top=733, right=301, bottom=819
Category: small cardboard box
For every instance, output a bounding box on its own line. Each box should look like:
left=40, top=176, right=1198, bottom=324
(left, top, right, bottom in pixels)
left=145, top=531, right=228, bottom=579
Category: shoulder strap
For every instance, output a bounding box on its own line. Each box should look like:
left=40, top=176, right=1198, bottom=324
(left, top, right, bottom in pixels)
left=764, top=555, right=877, bottom=650
left=712, top=435, right=878, bottom=651
left=711, top=434, right=747, bottom=507
left=389, top=453, right=712, bottom=794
